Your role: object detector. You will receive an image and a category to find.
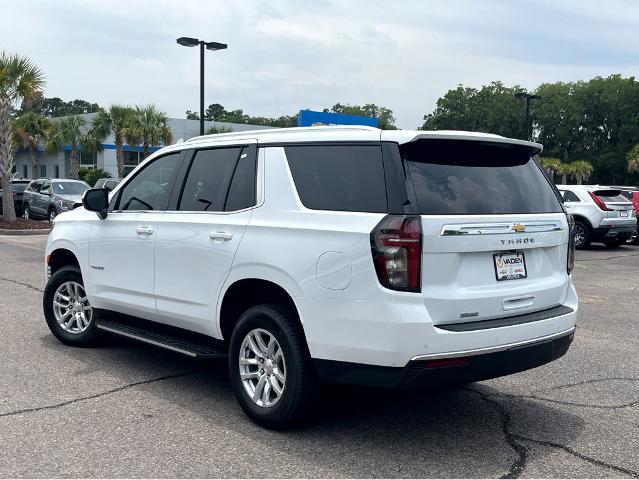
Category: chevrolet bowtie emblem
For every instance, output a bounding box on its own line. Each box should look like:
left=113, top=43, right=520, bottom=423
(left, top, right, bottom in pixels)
left=512, top=223, right=526, bottom=233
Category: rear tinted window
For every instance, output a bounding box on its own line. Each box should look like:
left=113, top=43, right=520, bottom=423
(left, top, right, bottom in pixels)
left=402, top=140, right=563, bottom=215
left=593, top=190, right=628, bottom=203
left=285, top=145, right=387, bottom=213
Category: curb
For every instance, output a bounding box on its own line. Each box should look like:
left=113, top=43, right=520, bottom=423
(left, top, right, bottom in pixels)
left=0, top=228, right=51, bottom=236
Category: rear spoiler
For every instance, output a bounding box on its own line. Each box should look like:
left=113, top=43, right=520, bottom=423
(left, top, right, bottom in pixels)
left=385, top=130, right=543, bottom=156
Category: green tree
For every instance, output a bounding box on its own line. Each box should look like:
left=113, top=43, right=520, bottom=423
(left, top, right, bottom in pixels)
left=92, top=105, right=135, bottom=178
left=540, top=157, right=562, bottom=181
left=532, top=82, right=583, bottom=161
left=46, top=115, right=102, bottom=180
left=78, top=167, right=111, bottom=186
left=325, top=103, right=396, bottom=129
left=570, top=160, right=593, bottom=184
left=0, top=52, right=45, bottom=221
left=556, top=163, right=574, bottom=185
left=124, top=105, right=173, bottom=159
left=19, top=96, right=101, bottom=117
left=186, top=104, right=299, bottom=128
left=12, top=111, right=52, bottom=178
left=206, top=126, right=233, bottom=134
left=627, top=144, right=639, bottom=174
left=422, top=82, right=524, bottom=137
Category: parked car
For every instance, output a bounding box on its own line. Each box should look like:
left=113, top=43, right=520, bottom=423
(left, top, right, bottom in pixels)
left=0, top=179, right=30, bottom=217
left=43, top=127, right=578, bottom=428
left=615, top=187, right=639, bottom=244
left=557, top=185, right=636, bottom=248
left=23, top=178, right=90, bottom=223
left=94, top=177, right=121, bottom=192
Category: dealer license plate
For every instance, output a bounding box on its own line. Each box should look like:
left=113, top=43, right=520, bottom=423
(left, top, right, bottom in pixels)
left=494, top=251, right=527, bottom=281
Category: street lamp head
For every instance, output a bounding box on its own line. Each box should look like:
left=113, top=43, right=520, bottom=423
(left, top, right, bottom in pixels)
left=177, top=37, right=200, bottom=47
left=205, top=41, right=228, bottom=51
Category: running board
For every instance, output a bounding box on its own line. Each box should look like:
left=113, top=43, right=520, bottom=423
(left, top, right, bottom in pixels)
left=95, top=317, right=227, bottom=359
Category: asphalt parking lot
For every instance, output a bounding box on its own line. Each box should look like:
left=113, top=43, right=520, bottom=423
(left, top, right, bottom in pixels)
left=0, top=235, right=637, bottom=478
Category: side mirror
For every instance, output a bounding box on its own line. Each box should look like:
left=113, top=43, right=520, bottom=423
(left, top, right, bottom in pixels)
left=83, top=188, right=109, bottom=219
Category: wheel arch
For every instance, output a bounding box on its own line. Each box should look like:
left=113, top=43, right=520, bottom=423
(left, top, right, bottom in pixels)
left=218, top=277, right=305, bottom=347
left=572, top=214, right=593, bottom=231
left=48, top=248, right=80, bottom=276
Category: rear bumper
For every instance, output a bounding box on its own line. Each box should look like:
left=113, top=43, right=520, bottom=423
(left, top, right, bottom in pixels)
left=593, top=225, right=636, bottom=241
left=314, top=327, right=575, bottom=388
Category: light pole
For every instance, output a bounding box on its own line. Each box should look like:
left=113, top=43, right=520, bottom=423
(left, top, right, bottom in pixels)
left=515, top=91, right=541, bottom=140
left=177, top=37, right=227, bottom=136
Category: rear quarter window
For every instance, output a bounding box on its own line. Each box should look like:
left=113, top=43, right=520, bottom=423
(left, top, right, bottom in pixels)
left=284, top=144, right=387, bottom=213
left=402, top=139, right=563, bottom=215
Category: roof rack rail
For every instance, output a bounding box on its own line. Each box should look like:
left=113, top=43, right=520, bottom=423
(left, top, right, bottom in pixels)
left=184, top=125, right=380, bottom=144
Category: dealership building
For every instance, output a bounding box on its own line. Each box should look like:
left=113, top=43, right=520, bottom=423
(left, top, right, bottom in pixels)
left=12, top=113, right=273, bottom=180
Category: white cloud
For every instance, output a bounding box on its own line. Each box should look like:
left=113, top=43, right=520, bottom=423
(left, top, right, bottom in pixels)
left=1, top=0, right=637, bottom=128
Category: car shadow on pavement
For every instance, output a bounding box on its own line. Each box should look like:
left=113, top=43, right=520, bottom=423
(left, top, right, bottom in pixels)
left=35, top=332, right=586, bottom=477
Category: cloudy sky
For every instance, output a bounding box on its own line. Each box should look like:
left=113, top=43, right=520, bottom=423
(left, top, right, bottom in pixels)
left=2, top=0, right=638, bottom=128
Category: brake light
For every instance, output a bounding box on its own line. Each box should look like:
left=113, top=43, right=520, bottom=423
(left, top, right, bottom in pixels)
left=567, top=214, right=575, bottom=275
left=588, top=192, right=612, bottom=211
left=370, top=215, right=422, bottom=292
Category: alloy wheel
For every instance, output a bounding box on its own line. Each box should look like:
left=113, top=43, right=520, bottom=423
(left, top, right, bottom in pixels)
left=23, top=206, right=30, bottom=220
left=238, top=328, right=286, bottom=407
left=52, top=281, right=92, bottom=334
left=574, top=224, right=585, bottom=248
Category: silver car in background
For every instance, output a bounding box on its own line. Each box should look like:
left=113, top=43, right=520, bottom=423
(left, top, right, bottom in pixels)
left=558, top=184, right=636, bottom=248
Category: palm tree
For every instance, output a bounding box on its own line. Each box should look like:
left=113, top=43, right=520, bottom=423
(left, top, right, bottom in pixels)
left=46, top=115, right=102, bottom=179
left=540, top=157, right=562, bottom=182
left=0, top=52, right=45, bottom=221
left=570, top=160, right=593, bottom=185
left=627, top=144, right=639, bottom=174
left=12, top=111, right=52, bottom=178
left=92, top=105, right=134, bottom=178
left=124, top=105, right=173, bottom=159
left=556, top=162, right=573, bottom=184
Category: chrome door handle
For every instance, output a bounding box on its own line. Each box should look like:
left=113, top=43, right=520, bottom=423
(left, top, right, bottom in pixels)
left=209, top=231, right=233, bottom=241
left=136, top=226, right=154, bottom=236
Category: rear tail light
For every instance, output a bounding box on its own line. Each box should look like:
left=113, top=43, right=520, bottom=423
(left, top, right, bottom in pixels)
left=588, top=192, right=612, bottom=211
left=567, top=214, right=575, bottom=275
left=370, top=215, right=422, bottom=292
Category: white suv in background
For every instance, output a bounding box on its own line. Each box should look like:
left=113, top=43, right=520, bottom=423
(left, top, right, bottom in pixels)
left=557, top=185, right=636, bottom=248
left=43, top=127, right=578, bottom=428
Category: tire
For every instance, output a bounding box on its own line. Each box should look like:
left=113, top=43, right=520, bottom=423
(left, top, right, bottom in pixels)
left=574, top=221, right=591, bottom=249
left=228, top=303, right=317, bottom=429
left=43, top=265, right=101, bottom=346
left=48, top=207, right=57, bottom=223
left=23, top=204, right=31, bottom=220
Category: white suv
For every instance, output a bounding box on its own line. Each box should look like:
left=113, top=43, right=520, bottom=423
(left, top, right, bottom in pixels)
left=43, top=127, right=578, bottom=428
left=557, top=185, right=636, bottom=248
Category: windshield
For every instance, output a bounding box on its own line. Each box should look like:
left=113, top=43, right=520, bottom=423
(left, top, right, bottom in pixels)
left=53, top=182, right=89, bottom=195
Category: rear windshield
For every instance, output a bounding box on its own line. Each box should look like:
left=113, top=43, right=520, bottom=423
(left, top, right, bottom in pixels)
left=593, top=190, right=629, bottom=203
left=402, top=140, right=563, bottom=215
